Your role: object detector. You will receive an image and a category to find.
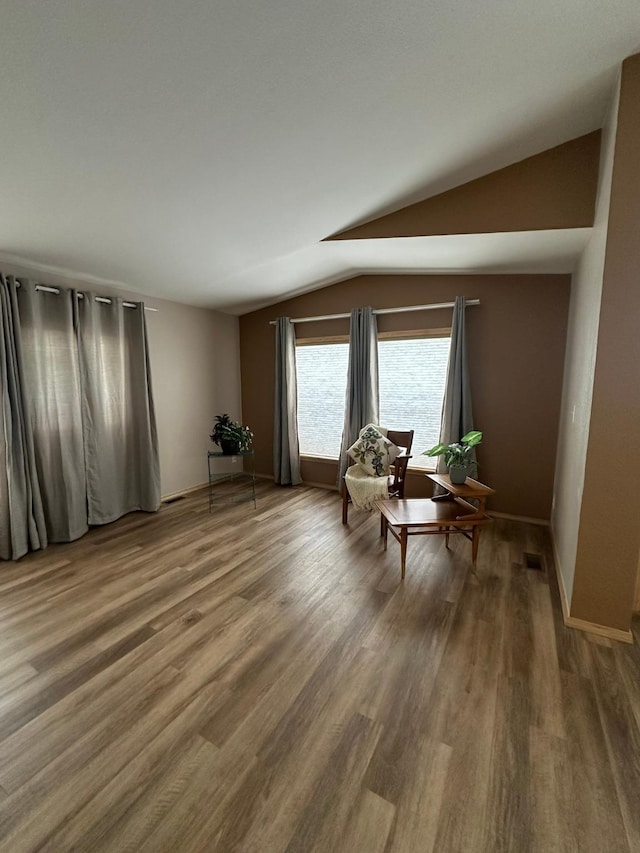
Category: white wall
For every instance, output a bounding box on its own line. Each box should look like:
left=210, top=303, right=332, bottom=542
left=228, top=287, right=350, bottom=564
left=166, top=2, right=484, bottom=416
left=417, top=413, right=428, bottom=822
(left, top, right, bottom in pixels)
left=551, top=79, right=620, bottom=604
left=0, top=261, right=241, bottom=497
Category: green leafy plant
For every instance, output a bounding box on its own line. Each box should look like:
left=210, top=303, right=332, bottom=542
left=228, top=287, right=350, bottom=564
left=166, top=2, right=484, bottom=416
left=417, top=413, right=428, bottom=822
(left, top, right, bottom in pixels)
left=422, top=430, right=483, bottom=468
left=210, top=414, right=253, bottom=453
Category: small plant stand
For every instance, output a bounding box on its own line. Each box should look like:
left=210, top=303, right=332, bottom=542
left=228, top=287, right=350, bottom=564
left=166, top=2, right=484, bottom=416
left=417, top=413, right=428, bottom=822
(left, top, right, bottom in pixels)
left=207, top=449, right=257, bottom=512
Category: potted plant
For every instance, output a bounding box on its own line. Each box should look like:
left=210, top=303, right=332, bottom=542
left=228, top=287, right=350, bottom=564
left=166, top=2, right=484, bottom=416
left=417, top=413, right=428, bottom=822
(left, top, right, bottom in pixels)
left=422, top=430, right=483, bottom=484
left=210, top=414, right=253, bottom=455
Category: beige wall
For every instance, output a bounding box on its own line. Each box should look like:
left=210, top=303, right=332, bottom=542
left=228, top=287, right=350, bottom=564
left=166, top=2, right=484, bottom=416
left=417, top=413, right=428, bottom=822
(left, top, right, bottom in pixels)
left=551, top=79, right=619, bottom=602
left=240, top=273, right=570, bottom=520
left=0, top=261, right=241, bottom=497
left=144, top=302, right=241, bottom=496
left=570, top=53, right=640, bottom=632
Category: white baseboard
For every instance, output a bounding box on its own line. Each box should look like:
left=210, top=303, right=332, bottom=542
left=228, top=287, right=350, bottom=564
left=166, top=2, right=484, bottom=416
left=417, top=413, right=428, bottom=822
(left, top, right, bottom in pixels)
left=550, top=530, right=572, bottom=624
left=161, top=482, right=208, bottom=502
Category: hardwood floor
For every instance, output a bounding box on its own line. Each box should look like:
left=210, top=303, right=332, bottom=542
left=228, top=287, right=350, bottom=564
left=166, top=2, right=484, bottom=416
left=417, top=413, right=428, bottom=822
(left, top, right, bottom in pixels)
left=0, top=482, right=638, bottom=852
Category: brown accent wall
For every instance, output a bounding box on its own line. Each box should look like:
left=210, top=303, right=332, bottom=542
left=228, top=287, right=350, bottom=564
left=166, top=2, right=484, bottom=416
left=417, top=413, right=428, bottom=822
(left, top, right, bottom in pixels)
left=570, top=54, right=640, bottom=631
left=328, top=132, right=600, bottom=240
left=240, top=273, right=570, bottom=520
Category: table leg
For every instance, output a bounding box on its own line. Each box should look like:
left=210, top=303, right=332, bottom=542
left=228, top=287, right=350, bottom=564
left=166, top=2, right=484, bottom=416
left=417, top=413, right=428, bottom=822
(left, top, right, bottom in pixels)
left=382, top=515, right=388, bottom=550
left=445, top=526, right=450, bottom=548
left=208, top=455, right=213, bottom=514
left=400, top=527, right=408, bottom=580
left=251, top=456, right=257, bottom=509
left=471, top=524, right=481, bottom=571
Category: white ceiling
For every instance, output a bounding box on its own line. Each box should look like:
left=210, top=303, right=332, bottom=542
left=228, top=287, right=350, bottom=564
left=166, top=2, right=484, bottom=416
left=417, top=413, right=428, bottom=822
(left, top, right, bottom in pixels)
left=1, top=1, right=639, bottom=315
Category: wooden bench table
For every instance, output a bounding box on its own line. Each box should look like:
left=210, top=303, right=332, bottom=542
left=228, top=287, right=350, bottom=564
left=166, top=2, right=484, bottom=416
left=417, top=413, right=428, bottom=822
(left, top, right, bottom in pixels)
left=375, top=496, right=491, bottom=579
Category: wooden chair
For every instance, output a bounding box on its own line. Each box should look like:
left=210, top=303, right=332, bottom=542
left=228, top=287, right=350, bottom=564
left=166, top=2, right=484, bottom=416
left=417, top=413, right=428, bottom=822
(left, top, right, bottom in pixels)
left=342, top=428, right=414, bottom=524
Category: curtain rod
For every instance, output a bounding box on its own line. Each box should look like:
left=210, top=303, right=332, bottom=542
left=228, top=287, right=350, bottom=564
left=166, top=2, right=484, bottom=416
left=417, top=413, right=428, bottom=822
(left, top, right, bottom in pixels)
left=15, top=282, right=159, bottom=312
left=268, top=299, right=480, bottom=325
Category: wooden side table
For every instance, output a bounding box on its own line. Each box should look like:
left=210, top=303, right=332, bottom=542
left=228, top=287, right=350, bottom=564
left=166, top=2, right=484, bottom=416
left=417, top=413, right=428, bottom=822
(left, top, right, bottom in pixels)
left=376, top=476, right=494, bottom=578
left=427, top=473, right=495, bottom=517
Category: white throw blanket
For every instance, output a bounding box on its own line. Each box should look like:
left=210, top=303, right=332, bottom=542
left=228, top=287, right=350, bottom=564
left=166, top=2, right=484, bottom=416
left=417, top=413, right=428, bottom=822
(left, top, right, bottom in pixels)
left=344, top=466, right=389, bottom=512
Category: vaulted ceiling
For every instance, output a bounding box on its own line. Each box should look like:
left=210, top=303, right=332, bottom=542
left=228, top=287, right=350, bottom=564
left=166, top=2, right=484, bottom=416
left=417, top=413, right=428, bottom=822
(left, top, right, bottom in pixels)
left=1, top=1, right=639, bottom=313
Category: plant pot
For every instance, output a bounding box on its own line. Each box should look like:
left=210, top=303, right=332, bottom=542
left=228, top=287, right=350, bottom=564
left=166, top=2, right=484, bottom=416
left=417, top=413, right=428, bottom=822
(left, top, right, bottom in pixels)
left=220, top=440, right=241, bottom=455
left=448, top=466, right=468, bottom=485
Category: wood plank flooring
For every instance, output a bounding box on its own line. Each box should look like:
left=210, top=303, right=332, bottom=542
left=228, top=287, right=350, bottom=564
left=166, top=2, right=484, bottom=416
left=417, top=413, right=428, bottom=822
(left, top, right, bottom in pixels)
left=0, top=482, right=638, bottom=852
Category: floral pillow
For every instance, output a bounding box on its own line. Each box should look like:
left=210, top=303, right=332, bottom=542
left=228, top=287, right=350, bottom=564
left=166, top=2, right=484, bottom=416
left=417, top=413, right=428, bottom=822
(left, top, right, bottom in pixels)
left=348, top=425, right=400, bottom=477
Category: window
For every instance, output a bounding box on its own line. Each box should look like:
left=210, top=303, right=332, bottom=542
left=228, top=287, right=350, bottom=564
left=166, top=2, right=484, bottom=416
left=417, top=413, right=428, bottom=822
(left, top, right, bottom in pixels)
left=296, top=342, right=349, bottom=458
left=296, top=333, right=450, bottom=468
left=378, top=335, right=449, bottom=468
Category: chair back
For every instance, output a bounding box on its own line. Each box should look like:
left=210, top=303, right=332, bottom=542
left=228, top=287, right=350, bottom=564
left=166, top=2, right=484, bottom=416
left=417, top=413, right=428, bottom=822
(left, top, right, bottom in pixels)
left=387, top=430, right=414, bottom=453
left=387, top=429, right=414, bottom=498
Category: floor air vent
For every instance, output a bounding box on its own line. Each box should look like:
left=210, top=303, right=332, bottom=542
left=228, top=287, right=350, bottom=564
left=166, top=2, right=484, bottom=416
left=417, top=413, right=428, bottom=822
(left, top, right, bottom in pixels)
left=523, top=552, right=543, bottom=570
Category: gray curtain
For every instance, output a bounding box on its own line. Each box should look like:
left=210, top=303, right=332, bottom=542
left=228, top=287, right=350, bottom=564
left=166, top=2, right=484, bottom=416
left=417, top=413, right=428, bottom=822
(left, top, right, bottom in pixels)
left=0, top=276, right=47, bottom=559
left=16, top=280, right=88, bottom=542
left=439, top=295, right=477, bottom=478
left=338, top=307, right=379, bottom=485
left=0, top=275, right=161, bottom=559
left=273, top=316, right=302, bottom=486
left=78, top=294, right=161, bottom=524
